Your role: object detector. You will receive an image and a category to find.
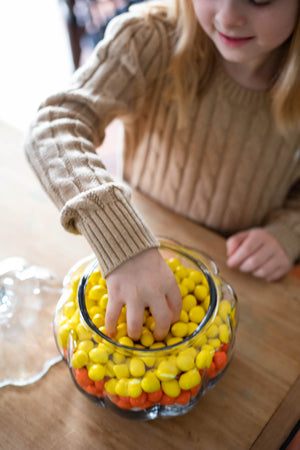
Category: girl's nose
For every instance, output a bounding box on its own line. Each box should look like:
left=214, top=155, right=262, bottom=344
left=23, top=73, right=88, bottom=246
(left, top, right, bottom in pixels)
left=215, top=0, right=247, bottom=30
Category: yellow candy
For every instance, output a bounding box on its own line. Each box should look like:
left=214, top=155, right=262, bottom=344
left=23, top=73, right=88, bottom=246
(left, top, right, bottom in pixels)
left=179, top=284, right=189, bottom=298
left=118, top=336, right=134, bottom=347
left=189, top=305, right=205, bottom=323
left=117, top=307, right=127, bottom=324
left=112, top=352, right=126, bottom=364
left=88, top=306, right=103, bottom=317
left=87, top=270, right=102, bottom=286
left=71, top=350, right=88, bottom=369
left=105, top=360, right=115, bottom=377
left=141, top=355, right=156, bottom=368
left=161, top=379, right=181, bottom=397
left=88, top=364, right=105, bottom=381
left=187, top=322, right=198, bottom=335
left=104, top=378, right=118, bottom=395
left=145, top=316, right=155, bottom=331
left=88, top=285, right=107, bottom=301
left=179, top=310, right=189, bottom=323
left=219, top=300, right=232, bottom=322
left=140, top=330, right=154, bottom=347
left=206, top=323, right=219, bottom=338
left=212, top=315, right=222, bottom=326
left=92, top=313, right=105, bottom=328
left=194, top=284, right=209, bottom=301
left=115, top=378, right=129, bottom=397
left=150, top=342, right=165, bottom=349
left=181, top=277, right=195, bottom=293
left=196, top=349, right=212, bottom=369
left=171, top=322, right=188, bottom=338
left=193, top=333, right=207, bottom=347
left=179, top=368, right=201, bottom=390
left=99, top=294, right=109, bottom=310
left=98, top=342, right=113, bottom=355
left=219, top=324, right=229, bottom=344
left=63, top=301, right=76, bottom=318
left=58, top=323, right=73, bottom=348
left=176, top=352, right=195, bottom=372
left=129, top=357, right=146, bottom=377
left=208, top=338, right=221, bottom=349
left=166, top=336, right=183, bottom=346
left=167, top=257, right=181, bottom=272
left=128, top=379, right=143, bottom=398
left=141, top=371, right=161, bottom=393
left=189, top=270, right=203, bottom=284
left=77, top=340, right=94, bottom=353
left=182, top=294, right=197, bottom=312
left=85, top=297, right=97, bottom=310
left=175, top=265, right=189, bottom=280
left=115, top=323, right=127, bottom=340
left=156, top=360, right=178, bottom=381
left=68, top=309, right=80, bottom=326
left=113, top=363, right=130, bottom=379
left=76, top=323, right=92, bottom=341
left=202, top=296, right=210, bottom=311
left=89, top=347, right=108, bottom=364
left=230, top=307, right=237, bottom=328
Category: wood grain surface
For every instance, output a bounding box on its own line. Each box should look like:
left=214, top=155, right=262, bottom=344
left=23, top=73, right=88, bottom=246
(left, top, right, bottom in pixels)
left=0, top=121, right=299, bottom=450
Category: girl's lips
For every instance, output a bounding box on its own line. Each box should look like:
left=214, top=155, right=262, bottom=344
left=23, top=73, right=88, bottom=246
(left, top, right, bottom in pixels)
left=217, top=30, right=254, bottom=47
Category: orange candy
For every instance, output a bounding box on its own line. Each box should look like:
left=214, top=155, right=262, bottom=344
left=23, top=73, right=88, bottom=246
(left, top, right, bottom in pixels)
left=117, top=397, right=132, bottom=410
left=175, top=389, right=190, bottom=405
left=129, top=391, right=147, bottom=408
left=74, top=368, right=93, bottom=388
left=160, top=394, right=176, bottom=406
left=206, top=361, right=217, bottom=380
left=85, top=384, right=98, bottom=396
left=147, top=387, right=163, bottom=403
left=190, top=384, right=201, bottom=397
left=213, top=351, right=228, bottom=371
left=221, top=343, right=229, bottom=353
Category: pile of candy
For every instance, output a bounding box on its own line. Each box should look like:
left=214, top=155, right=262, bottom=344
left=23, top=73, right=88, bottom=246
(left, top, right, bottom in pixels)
left=56, top=257, right=236, bottom=411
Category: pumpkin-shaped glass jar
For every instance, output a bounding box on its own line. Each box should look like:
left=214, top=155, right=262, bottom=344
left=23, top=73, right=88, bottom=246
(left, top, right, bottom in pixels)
left=54, top=238, right=238, bottom=420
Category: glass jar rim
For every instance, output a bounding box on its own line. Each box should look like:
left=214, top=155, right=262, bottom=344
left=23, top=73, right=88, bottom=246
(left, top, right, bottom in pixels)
left=77, top=240, right=219, bottom=354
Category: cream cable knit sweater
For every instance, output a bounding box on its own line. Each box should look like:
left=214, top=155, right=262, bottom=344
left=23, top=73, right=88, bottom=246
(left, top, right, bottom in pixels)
left=25, top=10, right=300, bottom=277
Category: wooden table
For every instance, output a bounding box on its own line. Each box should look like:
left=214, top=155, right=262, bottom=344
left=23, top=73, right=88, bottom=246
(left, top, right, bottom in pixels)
left=0, top=120, right=299, bottom=450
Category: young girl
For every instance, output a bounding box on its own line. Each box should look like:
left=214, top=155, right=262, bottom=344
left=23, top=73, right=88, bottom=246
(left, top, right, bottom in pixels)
left=25, top=0, right=300, bottom=341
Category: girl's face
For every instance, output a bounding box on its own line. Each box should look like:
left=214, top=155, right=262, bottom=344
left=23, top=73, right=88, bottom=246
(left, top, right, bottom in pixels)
left=191, top=0, right=299, bottom=67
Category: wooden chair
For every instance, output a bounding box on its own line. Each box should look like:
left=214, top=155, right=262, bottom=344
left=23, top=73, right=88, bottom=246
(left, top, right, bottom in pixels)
left=60, top=0, right=144, bottom=69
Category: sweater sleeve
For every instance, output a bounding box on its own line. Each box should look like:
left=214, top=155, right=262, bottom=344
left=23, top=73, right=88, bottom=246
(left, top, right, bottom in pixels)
left=24, top=12, right=171, bottom=277
left=263, top=179, right=300, bottom=263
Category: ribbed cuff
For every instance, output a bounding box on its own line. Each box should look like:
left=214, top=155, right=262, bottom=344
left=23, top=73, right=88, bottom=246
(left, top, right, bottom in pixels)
left=71, top=195, right=159, bottom=277
left=264, top=223, right=300, bottom=263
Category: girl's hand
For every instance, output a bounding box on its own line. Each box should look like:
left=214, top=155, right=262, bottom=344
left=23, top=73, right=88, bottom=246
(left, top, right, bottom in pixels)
left=105, top=248, right=182, bottom=341
left=226, top=228, right=292, bottom=281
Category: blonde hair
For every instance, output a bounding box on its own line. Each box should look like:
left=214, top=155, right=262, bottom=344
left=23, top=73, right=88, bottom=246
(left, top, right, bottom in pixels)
left=142, top=0, right=300, bottom=132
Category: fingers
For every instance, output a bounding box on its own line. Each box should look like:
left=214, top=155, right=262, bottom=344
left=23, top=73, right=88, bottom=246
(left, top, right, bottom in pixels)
left=238, top=246, right=273, bottom=273
left=150, top=296, right=173, bottom=341
left=226, top=228, right=292, bottom=281
left=104, top=248, right=186, bottom=342
left=105, top=296, right=123, bottom=338
left=226, top=231, right=248, bottom=257
left=227, top=232, right=263, bottom=268
left=165, top=280, right=182, bottom=324
left=126, top=302, right=146, bottom=341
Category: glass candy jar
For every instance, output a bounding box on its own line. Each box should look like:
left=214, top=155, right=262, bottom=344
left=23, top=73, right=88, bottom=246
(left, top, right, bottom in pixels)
left=54, top=238, right=238, bottom=420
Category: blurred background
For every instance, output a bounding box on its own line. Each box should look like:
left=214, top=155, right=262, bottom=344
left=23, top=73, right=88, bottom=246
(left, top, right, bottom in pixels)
left=0, top=0, right=143, bottom=132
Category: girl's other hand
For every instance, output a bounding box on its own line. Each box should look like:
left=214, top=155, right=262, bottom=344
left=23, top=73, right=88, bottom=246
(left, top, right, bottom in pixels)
left=105, top=248, right=182, bottom=341
left=226, top=228, right=292, bottom=281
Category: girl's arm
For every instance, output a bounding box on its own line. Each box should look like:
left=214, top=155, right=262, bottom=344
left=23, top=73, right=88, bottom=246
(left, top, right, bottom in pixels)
left=25, top=12, right=181, bottom=338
